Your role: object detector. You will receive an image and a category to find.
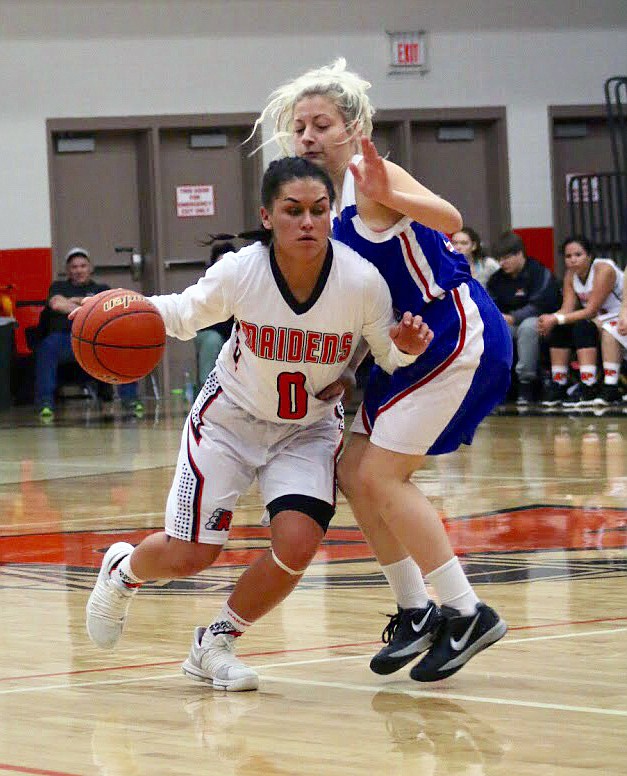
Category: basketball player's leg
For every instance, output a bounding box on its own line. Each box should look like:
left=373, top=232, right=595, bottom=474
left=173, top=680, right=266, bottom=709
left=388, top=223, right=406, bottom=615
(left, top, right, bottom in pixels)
left=350, top=438, right=506, bottom=682
left=183, top=503, right=328, bottom=692
left=228, top=507, right=325, bottom=621
left=598, top=325, right=623, bottom=404
left=338, top=432, right=440, bottom=674
left=182, top=417, right=340, bottom=691
left=85, top=535, right=223, bottom=650
left=127, top=533, right=222, bottom=580
left=338, top=432, right=410, bottom=566
left=86, top=394, right=254, bottom=650
left=345, top=346, right=507, bottom=680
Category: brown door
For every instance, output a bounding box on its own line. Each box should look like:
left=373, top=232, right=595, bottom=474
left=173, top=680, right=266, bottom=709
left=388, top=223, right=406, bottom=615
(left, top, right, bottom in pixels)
left=49, top=130, right=156, bottom=293
left=158, top=126, right=260, bottom=392
left=551, top=109, right=614, bottom=272
left=371, top=123, right=407, bottom=165
left=409, top=121, right=503, bottom=250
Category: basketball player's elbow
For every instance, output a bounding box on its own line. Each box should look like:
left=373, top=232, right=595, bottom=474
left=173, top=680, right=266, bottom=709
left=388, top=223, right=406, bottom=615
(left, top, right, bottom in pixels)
left=444, top=207, right=463, bottom=234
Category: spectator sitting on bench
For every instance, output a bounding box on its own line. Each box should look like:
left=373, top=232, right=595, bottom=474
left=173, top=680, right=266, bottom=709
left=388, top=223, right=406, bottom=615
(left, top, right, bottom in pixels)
left=34, top=247, right=142, bottom=420
left=488, top=231, right=561, bottom=405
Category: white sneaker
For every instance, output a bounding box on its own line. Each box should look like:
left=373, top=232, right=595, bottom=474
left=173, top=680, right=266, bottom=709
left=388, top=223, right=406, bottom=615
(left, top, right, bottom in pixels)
left=86, top=542, right=137, bottom=649
left=182, top=626, right=259, bottom=692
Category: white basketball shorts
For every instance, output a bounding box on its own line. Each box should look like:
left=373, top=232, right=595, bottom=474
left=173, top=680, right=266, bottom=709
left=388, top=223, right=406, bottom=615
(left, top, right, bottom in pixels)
left=165, top=377, right=343, bottom=545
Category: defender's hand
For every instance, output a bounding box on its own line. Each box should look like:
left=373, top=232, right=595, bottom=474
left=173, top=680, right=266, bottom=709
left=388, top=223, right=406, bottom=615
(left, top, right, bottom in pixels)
left=348, top=137, right=394, bottom=205
left=390, top=312, right=434, bottom=356
left=316, top=371, right=357, bottom=403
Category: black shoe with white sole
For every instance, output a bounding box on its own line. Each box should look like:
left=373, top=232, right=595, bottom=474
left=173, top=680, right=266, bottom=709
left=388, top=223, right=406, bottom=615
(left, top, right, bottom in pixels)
left=594, top=384, right=622, bottom=406
left=369, top=601, right=441, bottom=675
left=541, top=383, right=567, bottom=407
left=409, top=603, right=507, bottom=683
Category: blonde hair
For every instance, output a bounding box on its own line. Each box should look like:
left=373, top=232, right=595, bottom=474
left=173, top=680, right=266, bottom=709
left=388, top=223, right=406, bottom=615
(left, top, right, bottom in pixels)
left=249, top=58, right=374, bottom=155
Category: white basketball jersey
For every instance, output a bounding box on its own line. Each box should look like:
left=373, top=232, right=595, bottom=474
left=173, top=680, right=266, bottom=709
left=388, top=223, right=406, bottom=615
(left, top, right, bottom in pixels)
left=573, top=258, right=624, bottom=316
left=150, top=240, right=414, bottom=425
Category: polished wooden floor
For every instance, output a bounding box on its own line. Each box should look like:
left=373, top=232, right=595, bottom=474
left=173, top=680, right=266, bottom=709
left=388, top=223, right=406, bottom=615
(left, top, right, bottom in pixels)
left=1, top=399, right=626, bottom=775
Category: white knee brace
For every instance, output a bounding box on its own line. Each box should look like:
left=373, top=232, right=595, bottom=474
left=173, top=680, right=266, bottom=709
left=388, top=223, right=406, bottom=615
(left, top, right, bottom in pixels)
left=271, top=549, right=306, bottom=576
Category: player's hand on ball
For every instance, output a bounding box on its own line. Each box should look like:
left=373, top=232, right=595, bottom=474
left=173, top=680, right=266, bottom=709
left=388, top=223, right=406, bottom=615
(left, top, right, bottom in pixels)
left=390, top=312, right=433, bottom=355
left=70, top=289, right=164, bottom=383
left=68, top=289, right=125, bottom=321
left=68, top=288, right=115, bottom=321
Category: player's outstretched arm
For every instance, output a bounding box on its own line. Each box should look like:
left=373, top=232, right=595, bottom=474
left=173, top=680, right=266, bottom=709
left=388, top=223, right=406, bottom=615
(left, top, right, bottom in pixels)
left=349, top=137, right=462, bottom=233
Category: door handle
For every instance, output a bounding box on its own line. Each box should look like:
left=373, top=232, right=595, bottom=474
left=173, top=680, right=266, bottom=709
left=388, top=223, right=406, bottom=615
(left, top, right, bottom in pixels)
left=163, top=258, right=207, bottom=270
left=114, top=246, right=144, bottom=281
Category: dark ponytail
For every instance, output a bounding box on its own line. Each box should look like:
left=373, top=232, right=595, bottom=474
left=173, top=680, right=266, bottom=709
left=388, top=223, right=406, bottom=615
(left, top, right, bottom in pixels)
left=199, top=227, right=272, bottom=247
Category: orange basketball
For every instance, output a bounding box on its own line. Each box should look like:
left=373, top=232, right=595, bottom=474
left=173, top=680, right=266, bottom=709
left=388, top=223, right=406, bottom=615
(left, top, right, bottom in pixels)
left=71, top=289, right=166, bottom=384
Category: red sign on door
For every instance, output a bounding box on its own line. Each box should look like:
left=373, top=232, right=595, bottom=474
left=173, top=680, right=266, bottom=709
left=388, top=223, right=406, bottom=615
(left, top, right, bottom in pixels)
left=176, top=185, right=215, bottom=217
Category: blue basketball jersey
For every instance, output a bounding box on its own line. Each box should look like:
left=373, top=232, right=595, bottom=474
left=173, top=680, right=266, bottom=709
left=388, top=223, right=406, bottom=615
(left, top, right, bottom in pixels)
left=332, top=156, right=473, bottom=317
left=332, top=157, right=512, bottom=455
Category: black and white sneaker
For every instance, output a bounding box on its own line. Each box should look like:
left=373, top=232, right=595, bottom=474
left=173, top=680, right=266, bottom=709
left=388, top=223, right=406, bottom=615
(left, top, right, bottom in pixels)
left=370, top=601, right=441, bottom=675
left=541, top=383, right=567, bottom=407
left=564, top=382, right=598, bottom=408
left=409, top=603, right=507, bottom=682
left=593, top=384, right=622, bottom=406
left=516, top=382, right=534, bottom=406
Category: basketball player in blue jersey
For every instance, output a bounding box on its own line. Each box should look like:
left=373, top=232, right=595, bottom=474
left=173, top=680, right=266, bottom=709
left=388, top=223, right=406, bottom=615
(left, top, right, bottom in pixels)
left=79, top=157, right=434, bottom=691
left=253, top=59, right=512, bottom=682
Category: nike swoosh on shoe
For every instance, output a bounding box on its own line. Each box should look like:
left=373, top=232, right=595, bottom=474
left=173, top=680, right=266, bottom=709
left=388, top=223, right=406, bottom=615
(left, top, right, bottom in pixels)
left=411, top=607, right=434, bottom=633
left=450, top=613, right=480, bottom=651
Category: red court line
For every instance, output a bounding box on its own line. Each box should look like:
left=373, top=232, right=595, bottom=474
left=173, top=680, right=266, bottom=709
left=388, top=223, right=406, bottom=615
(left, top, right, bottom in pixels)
left=0, top=765, right=82, bottom=776
left=2, top=614, right=626, bottom=686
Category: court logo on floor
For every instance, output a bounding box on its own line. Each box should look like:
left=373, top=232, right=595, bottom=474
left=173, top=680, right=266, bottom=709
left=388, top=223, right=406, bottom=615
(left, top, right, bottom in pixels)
left=1, top=505, right=625, bottom=592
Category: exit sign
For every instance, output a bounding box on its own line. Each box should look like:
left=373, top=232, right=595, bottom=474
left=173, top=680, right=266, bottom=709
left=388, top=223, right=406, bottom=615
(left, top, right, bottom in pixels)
left=387, top=31, right=428, bottom=74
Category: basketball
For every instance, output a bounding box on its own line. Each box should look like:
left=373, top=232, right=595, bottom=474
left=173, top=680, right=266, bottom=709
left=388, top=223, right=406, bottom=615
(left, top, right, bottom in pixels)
left=71, top=289, right=166, bottom=384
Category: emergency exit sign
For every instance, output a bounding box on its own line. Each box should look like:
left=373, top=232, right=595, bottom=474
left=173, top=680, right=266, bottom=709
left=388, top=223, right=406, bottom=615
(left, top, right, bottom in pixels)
left=387, top=31, right=428, bottom=74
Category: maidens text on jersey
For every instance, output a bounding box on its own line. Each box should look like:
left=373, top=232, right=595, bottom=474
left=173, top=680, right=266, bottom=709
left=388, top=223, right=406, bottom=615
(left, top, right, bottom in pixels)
left=238, top=322, right=352, bottom=364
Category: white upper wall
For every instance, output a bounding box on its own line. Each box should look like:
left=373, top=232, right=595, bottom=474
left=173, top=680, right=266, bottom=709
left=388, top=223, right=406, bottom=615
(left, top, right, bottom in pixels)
left=1, top=0, right=626, bottom=247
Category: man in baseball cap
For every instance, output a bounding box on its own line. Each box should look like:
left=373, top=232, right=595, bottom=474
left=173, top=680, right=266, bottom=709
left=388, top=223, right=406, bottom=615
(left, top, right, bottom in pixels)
left=64, top=246, right=90, bottom=262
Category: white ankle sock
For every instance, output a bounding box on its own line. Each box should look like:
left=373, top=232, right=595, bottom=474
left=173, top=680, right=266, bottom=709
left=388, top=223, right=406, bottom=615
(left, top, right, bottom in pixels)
left=204, top=603, right=252, bottom=644
left=580, top=365, right=597, bottom=386
left=381, top=557, right=429, bottom=610
left=603, top=362, right=620, bottom=385
left=425, top=557, right=479, bottom=615
left=112, top=553, right=144, bottom=589
left=551, top=367, right=568, bottom=385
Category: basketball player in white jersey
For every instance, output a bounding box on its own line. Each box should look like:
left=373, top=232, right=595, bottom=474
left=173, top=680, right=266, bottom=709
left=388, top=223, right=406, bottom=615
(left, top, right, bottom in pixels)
left=81, top=156, right=434, bottom=691
left=539, top=235, right=624, bottom=406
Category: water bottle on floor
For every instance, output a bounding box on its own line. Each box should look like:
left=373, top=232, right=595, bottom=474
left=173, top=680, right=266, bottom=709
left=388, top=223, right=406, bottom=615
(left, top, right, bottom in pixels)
left=184, top=370, right=195, bottom=405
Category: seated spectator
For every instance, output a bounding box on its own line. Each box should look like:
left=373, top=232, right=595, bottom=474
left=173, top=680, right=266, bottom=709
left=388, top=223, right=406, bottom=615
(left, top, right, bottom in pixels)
left=488, top=231, right=561, bottom=404
left=34, top=247, right=142, bottom=420
left=451, top=227, right=499, bottom=289
left=194, top=241, right=236, bottom=386
left=538, top=236, right=624, bottom=407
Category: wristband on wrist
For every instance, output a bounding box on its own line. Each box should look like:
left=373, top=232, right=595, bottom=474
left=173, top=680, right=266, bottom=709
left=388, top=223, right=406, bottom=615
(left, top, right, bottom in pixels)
left=554, top=313, right=566, bottom=325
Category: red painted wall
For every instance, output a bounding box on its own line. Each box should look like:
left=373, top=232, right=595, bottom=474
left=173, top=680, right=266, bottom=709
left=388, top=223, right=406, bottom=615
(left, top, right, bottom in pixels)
left=0, top=248, right=52, bottom=354
left=513, top=227, right=555, bottom=272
